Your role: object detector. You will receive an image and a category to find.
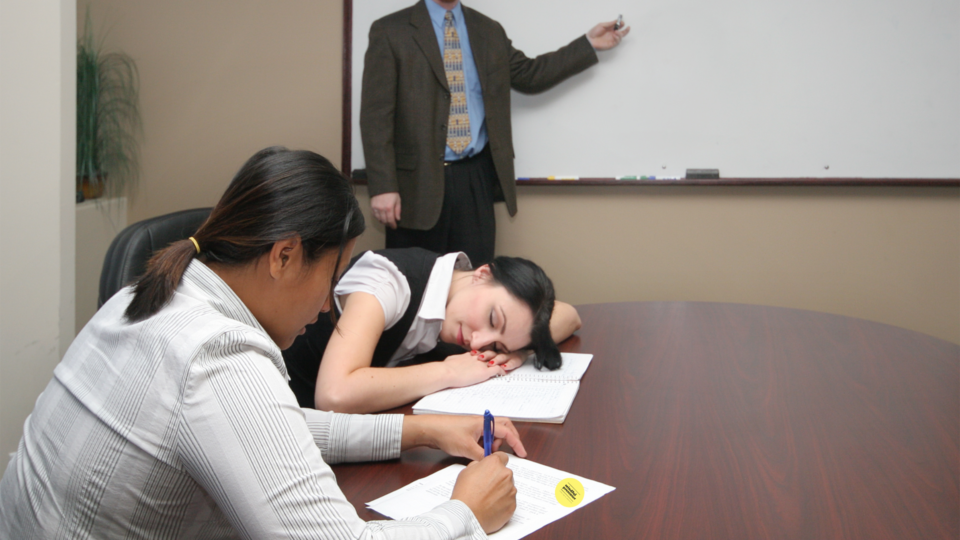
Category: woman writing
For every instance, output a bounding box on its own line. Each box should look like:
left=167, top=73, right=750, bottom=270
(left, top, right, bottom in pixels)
left=283, top=248, right=582, bottom=413
left=1, top=147, right=524, bottom=539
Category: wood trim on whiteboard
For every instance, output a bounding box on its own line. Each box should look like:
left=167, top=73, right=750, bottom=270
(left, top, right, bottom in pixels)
left=506, top=177, right=960, bottom=187
left=348, top=170, right=959, bottom=187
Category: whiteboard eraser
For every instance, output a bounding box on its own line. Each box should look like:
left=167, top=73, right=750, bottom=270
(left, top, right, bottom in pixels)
left=685, top=169, right=720, bottom=179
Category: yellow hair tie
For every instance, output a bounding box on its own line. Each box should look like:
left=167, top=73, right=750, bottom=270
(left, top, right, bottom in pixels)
left=188, top=237, right=200, bottom=254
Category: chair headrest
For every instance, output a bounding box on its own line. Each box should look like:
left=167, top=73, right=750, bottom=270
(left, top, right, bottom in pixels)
left=98, top=208, right=212, bottom=308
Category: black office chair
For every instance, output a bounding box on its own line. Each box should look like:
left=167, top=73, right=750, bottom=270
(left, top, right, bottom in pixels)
left=98, top=207, right=212, bottom=308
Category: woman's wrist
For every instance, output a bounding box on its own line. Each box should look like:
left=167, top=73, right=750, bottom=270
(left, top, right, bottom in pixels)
left=442, top=359, right=460, bottom=387
left=401, top=415, right=438, bottom=451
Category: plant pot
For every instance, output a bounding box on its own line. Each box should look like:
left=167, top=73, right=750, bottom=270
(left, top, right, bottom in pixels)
left=78, top=175, right=106, bottom=201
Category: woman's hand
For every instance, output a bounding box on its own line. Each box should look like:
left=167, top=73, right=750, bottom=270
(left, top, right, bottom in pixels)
left=474, top=350, right=529, bottom=372
left=443, top=351, right=504, bottom=387
left=451, top=453, right=517, bottom=533
left=402, top=414, right=527, bottom=461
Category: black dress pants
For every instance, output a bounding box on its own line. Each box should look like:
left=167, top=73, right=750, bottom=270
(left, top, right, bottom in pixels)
left=386, top=145, right=498, bottom=265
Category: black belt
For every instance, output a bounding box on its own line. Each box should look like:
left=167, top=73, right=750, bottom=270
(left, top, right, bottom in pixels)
left=444, top=144, right=490, bottom=167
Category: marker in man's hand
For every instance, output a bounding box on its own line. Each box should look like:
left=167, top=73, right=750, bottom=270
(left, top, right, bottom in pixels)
left=614, top=14, right=623, bottom=31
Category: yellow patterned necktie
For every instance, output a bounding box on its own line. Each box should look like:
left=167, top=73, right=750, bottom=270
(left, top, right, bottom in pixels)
left=443, top=11, right=471, bottom=154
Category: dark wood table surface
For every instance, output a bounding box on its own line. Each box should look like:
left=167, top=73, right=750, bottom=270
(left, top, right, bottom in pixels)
left=332, top=302, right=959, bottom=539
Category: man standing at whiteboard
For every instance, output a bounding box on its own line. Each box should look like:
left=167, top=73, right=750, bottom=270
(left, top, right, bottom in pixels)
left=361, top=0, right=629, bottom=264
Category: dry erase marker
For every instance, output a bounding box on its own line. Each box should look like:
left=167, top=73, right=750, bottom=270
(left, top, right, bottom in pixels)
left=616, top=175, right=638, bottom=180
left=614, top=14, right=623, bottom=30
left=548, top=176, right=579, bottom=180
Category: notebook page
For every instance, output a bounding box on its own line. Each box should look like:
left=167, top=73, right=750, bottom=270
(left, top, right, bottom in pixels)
left=503, top=352, right=593, bottom=382
left=414, top=381, right=580, bottom=419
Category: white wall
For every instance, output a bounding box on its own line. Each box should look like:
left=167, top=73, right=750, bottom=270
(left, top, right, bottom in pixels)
left=0, top=0, right=76, bottom=461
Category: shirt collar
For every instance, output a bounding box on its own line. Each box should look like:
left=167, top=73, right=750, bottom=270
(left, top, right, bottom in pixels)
left=180, top=259, right=288, bottom=379
left=425, top=0, right=464, bottom=27
left=418, top=252, right=472, bottom=321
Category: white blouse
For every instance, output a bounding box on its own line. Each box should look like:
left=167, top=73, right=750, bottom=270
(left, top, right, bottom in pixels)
left=334, top=252, right=472, bottom=367
left=0, top=260, right=484, bottom=540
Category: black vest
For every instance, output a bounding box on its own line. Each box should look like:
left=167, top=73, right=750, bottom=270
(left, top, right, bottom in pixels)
left=283, top=248, right=464, bottom=408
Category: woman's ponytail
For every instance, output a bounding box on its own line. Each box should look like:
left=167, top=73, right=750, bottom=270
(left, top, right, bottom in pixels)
left=124, top=238, right=200, bottom=322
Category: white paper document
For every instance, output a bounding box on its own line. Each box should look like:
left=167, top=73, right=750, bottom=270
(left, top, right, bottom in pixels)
left=412, top=353, right=594, bottom=423
left=366, top=455, right=615, bottom=540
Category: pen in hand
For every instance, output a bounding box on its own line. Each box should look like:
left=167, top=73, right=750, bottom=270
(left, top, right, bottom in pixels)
left=483, top=410, right=494, bottom=457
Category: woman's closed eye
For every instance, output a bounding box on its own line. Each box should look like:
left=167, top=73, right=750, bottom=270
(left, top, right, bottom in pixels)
left=490, top=306, right=508, bottom=332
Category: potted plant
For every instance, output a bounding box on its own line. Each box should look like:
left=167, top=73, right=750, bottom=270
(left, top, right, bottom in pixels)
left=76, top=9, right=142, bottom=202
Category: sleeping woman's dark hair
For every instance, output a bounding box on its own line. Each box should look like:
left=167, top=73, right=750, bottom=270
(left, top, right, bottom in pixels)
left=124, top=146, right=365, bottom=323
left=487, top=257, right=561, bottom=370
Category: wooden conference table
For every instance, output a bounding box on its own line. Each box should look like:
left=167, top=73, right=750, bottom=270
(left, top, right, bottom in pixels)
left=331, top=302, right=959, bottom=539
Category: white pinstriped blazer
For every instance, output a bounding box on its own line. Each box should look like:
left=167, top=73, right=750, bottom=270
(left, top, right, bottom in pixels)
left=0, top=260, right=484, bottom=540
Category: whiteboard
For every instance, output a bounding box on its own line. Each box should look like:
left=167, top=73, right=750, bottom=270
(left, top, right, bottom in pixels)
left=349, top=0, right=960, bottom=178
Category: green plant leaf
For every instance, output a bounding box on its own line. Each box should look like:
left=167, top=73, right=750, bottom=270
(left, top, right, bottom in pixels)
left=76, top=7, right=142, bottom=200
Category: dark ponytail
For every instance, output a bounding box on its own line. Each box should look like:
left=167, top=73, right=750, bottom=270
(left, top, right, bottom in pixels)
left=487, top=257, right=561, bottom=370
left=125, top=239, right=202, bottom=323
left=124, top=147, right=364, bottom=322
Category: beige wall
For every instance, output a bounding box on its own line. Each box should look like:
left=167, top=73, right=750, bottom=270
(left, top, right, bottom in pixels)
left=354, top=185, right=960, bottom=344
left=79, top=0, right=345, bottom=223
left=500, top=186, right=959, bottom=343
left=1, top=0, right=76, bottom=460
left=81, top=1, right=959, bottom=345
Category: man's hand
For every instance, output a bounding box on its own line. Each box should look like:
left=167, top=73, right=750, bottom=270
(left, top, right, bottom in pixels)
left=587, top=19, right=631, bottom=51
left=370, top=192, right=402, bottom=229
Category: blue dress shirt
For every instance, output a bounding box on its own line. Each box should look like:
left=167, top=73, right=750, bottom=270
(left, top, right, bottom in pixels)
left=424, top=0, right=488, bottom=160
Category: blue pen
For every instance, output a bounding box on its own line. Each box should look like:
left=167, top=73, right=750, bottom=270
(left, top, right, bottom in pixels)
left=483, top=410, right=494, bottom=457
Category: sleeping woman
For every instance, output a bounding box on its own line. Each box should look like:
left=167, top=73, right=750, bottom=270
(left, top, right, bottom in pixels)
left=282, top=247, right=581, bottom=412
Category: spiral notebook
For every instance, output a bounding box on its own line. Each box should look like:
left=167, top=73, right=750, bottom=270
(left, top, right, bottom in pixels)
left=412, top=352, right=593, bottom=423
